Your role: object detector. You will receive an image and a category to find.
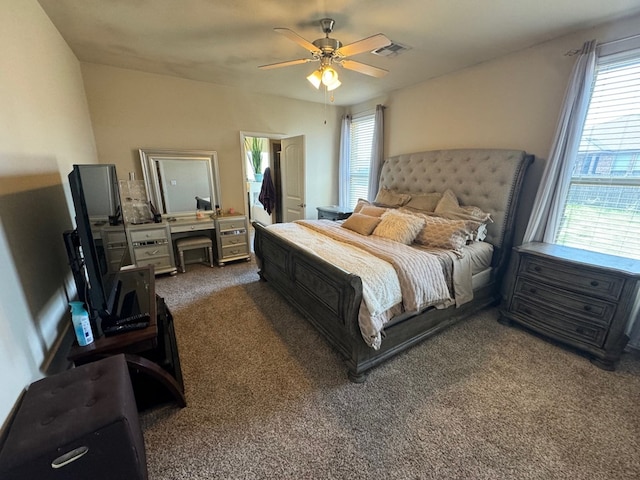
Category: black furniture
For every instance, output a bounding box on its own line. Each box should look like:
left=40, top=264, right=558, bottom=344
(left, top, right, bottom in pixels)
left=500, top=242, right=640, bottom=370
left=316, top=205, right=353, bottom=221
left=68, top=266, right=185, bottom=409
left=0, top=355, right=147, bottom=480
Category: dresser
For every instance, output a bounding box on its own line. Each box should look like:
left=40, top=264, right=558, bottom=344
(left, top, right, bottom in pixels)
left=500, top=242, right=640, bottom=370
left=126, top=223, right=177, bottom=275
left=213, top=215, right=251, bottom=266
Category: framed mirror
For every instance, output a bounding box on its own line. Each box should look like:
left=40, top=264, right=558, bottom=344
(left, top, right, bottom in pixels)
left=139, top=149, right=222, bottom=217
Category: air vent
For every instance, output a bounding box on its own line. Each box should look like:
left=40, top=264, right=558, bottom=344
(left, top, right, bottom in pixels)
left=372, top=42, right=411, bottom=57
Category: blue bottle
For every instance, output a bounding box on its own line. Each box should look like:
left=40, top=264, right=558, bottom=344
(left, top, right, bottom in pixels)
left=69, top=301, right=94, bottom=346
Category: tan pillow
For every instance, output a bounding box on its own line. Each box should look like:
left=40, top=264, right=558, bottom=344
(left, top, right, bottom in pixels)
left=374, top=188, right=411, bottom=208
left=372, top=209, right=425, bottom=244
left=404, top=192, right=442, bottom=212
left=341, top=213, right=381, bottom=236
left=414, top=215, right=470, bottom=252
left=434, top=189, right=492, bottom=223
left=360, top=205, right=388, bottom=217
left=353, top=198, right=371, bottom=213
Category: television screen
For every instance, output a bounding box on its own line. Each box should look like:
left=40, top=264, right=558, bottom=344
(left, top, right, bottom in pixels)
left=67, top=165, right=131, bottom=331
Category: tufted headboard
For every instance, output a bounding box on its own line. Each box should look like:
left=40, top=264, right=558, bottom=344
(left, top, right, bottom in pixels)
left=379, top=149, right=533, bottom=253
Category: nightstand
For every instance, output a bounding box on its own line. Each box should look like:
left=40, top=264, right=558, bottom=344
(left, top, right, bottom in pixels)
left=316, top=205, right=353, bottom=221
left=500, top=242, right=640, bottom=370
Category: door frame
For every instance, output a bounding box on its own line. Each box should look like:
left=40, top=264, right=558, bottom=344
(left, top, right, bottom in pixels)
left=239, top=131, right=286, bottom=222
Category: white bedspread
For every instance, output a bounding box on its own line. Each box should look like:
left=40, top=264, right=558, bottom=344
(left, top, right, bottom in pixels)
left=266, top=220, right=453, bottom=349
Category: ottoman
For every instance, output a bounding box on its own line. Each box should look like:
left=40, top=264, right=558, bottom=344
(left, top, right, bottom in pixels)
left=0, top=354, right=147, bottom=480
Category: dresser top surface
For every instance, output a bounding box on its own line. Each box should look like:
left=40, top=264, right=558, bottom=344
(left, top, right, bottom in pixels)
left=516, top=242, right=640, bottom=277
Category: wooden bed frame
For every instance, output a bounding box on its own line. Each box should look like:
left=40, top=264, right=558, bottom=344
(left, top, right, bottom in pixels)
left=253, top=149, right=533, bottom=382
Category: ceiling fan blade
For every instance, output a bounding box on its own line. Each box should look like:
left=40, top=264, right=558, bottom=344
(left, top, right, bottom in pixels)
left=258, top=58, right=312, bottom=70
left=274, top=28, right=321, bottom=54
left=341, top=60, right=389, bottom=78
left=336, top=33, right=391, bottom=57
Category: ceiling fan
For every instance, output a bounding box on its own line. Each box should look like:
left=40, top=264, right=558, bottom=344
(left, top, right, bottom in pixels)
left=259, top=18, right=392, bottom=91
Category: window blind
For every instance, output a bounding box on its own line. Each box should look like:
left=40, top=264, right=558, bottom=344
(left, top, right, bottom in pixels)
left=348, top=113, right=375, bottom=209
left=555, top=49, right=640, bottom=259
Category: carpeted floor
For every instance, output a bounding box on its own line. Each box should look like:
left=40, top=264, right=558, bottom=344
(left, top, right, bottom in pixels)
left=141, top=256, right=640, bottom=479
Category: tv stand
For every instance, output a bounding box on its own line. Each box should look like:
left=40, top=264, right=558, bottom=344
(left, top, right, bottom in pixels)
left=68, top=266, right=185, bottom=409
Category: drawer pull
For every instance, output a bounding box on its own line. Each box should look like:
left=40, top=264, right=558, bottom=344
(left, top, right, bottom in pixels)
left=529, top=287, right=537, bottom=294
left=523, top=307, right=533, bottom=315
left=590, top=280, right=599, bottom=287
left=146, top=250, right=160, bottom=255
left=583, top=305, right=592, bottom=312
left=533, top=266, right=542, bottom=272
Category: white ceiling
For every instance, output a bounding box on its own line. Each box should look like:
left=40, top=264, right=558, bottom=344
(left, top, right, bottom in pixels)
left=38, top=0, right=640, bottom=106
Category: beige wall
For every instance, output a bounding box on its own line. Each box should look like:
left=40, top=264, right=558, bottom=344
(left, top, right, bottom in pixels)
left=80, top=64, right=344, bottom=217
left=351, top=13, right=640, bottom=245
left=0, top=0, right=99, bottom=426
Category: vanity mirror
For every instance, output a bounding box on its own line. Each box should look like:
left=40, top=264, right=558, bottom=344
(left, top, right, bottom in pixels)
left=139, top=149, right=222, bottom=218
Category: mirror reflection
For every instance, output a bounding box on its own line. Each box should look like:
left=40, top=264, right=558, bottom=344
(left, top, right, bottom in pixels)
left=139, top=149, right=222, bottom=217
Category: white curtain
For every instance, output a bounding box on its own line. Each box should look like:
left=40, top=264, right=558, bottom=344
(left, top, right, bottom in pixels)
left=367, top=104, right=385, bottom=201
left=522, top=40, right=597, bottom=243
left=338, top=114, right=352, bottom=207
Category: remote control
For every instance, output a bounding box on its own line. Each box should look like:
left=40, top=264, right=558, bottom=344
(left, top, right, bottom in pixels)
left=103, top=321, right=149, bottom=337
left=102, top=313, right=151, bottom=330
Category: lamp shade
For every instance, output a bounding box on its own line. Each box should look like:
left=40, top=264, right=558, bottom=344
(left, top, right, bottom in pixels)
left=306, top=70, right=322, bottom=89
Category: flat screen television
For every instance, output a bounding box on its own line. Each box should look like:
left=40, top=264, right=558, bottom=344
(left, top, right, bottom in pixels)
left=65, top=164, right=132, bottom=334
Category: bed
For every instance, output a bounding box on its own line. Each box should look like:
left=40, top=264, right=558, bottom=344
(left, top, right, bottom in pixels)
left=253, top=149, right=533, bottom=381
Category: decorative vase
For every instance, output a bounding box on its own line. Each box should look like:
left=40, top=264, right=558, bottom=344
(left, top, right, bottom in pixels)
left=254, top=173, right=264, bottom=182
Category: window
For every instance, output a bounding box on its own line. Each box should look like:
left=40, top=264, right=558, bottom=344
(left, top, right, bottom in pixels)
left=346, top=113, right=375, bottom=209
left=555, top=49, right=640, bottom=259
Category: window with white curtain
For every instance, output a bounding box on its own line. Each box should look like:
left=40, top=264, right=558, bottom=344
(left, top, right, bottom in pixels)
left=555, top=48, right=640, bottom=259
left=347, top=113, right=375, bottom=209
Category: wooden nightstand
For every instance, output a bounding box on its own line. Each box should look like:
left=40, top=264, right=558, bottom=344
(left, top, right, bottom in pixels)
left=500, top=242, right=640, bottom=370
left=316, top=205, right=353, bottom=221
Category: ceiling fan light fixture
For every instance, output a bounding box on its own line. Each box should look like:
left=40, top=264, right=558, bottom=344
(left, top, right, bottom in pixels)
left=306, top=70, right=322, bottom=89
left=326, top=79, right=341, bottom=91
left=321, top=66, right=338, bottom=86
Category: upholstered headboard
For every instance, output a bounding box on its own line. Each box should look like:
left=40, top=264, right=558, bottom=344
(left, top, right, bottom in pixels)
left=379, top=149, right=533, bottom=250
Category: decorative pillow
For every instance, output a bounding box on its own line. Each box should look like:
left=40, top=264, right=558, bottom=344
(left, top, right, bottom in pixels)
left=414, top=215, right=470, bottom=252
left=467, top=222, right=488, bottom=243
left=404, top=192, right=442, bottom=212
left=374, top=188, right=412, bottom=208
left=353, top=198, right=372, bottom=213
left=341, top=213, right=381, bottom=236
left=434, top=189, right=492, bottom=223
left=372, top=209, right=425, bottom=244
left=360, top=205, right=388, bottom=217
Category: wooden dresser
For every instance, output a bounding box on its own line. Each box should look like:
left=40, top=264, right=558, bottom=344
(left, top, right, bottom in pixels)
left=500, top=242, right=640, bottom=370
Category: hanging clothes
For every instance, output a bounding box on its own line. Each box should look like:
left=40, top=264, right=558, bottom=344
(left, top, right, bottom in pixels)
left=258, top=166, right=276, bottom=215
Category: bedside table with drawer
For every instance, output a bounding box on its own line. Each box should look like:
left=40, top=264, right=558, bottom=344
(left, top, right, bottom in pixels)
left=500, top=242, right=640, bottom=370
left=316, top=205, right=353, bottom=221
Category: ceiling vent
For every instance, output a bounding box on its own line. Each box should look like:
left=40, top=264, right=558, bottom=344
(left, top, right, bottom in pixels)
left=372, top=42, right=411, bottom=57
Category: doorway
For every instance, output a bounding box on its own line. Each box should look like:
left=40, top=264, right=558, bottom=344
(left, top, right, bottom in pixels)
left=240, top=132, right=305, bottom=224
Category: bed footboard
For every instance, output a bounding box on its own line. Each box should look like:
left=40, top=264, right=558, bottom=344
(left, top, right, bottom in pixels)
left=253, top=221, right=364, bottom=361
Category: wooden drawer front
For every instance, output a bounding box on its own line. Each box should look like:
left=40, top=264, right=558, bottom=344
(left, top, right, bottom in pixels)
left=221, top=244, right=249, bottom=259
left=129, top=228, right=168, bottom=243
left=171, top=220, right=214, bottom=233
left=103, top=231, right=127, bottom=244
left=217, top=218, right=246, bottom=231
left=519, top=256, right=624, bottom=301
left=220, top=233, right=247, bottom=248
left=134, top=244, right=171, bottom=261
left=514, top=278, right=615, bottom=326
left=511, top=298, right=607, bottom=347
left=136, top=255, right=172, bottom=270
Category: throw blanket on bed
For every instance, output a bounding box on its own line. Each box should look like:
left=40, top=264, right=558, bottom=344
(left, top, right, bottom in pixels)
left=266, top=222, right=402, bottom=317
left=298, top=220, right=452, bottom=313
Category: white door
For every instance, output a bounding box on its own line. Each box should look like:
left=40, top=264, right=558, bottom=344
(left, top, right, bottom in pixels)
left=281, top=135, right=305, bottom=222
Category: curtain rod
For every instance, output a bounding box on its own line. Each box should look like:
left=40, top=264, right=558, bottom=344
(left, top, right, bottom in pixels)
left=565, top=32, right=640, bottom=56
